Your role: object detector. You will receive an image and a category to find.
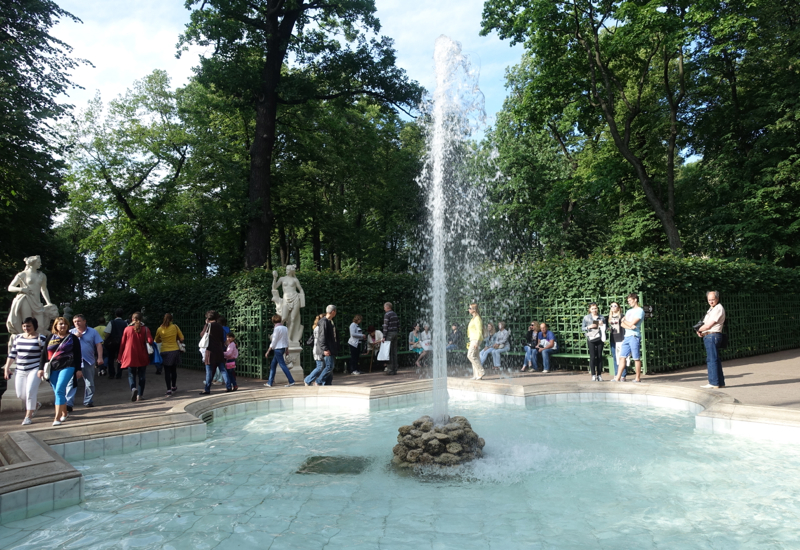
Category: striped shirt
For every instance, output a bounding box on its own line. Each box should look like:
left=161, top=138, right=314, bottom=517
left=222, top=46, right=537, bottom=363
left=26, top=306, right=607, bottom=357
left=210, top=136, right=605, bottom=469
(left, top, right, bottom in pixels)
left=382, top=310, right=399, bottom=334
left=9, top=334, right=47, bottom=371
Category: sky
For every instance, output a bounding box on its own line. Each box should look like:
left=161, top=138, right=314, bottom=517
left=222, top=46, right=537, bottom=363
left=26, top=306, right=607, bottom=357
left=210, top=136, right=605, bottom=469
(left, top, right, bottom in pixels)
left=52, top=0, right=524, bottom=125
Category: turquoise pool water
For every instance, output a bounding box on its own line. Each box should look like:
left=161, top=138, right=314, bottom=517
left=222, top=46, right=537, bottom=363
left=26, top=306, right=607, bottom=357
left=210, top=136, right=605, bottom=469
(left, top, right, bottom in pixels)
left=1, top=400, right=799, bottom=549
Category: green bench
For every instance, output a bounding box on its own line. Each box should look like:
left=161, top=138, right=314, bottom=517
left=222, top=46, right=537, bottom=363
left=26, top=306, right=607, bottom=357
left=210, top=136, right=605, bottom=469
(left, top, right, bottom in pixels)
left=503, top=350, right=621, bottom=375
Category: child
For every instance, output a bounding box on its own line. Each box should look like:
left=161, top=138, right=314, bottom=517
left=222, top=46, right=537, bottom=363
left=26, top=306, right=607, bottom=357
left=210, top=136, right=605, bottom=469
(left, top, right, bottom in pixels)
left=224, top=332, right=239, bottom=391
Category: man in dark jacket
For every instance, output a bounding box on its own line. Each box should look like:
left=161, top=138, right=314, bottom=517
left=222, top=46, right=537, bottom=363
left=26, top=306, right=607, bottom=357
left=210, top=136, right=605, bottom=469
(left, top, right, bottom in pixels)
left=104, top=308, right=128, bottom=379
left=316, top=305, right=338, bottom=385
left=382, top=302, right=400, bottom=375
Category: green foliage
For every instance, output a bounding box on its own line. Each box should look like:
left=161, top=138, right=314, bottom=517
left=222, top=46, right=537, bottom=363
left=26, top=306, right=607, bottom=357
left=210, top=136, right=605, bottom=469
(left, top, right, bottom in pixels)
left=462, top=254, right=800, bottom=304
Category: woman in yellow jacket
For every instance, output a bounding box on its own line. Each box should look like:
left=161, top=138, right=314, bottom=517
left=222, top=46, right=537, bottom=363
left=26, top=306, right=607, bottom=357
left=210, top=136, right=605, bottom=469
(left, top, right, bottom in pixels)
left=155, top=313, right=185, bottom=396
left=467, top=303, right=484, bottom=380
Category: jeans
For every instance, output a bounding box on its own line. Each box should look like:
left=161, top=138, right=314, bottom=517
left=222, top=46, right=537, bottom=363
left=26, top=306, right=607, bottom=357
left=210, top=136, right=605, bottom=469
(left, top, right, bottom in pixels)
left=315, top=354, right=335, bottom=385
left=305, top=359, right=324, bottom=385
left=384, top=332, right=399, bottom=374
left=67, top=361, right=96, bottom=406
left=524, top=345, right=535, bottom=367
left=128, top=366, right=146, bottom=397
left=588, top=339, right=604, bottom=376
left=532, top=348, right=555, bottom=372
left=15, top=368, right=42, bottom=411
left=268, top=348, right=295, bottom=386
left=205, top=362, right=228, bottom=392
left=446, top=344, right=458, bottom=351
left=490, top=344, right=509, bottom=367
left=703, top=333, right=725, bottom=387
left=50, top=367, right=75, bottom=406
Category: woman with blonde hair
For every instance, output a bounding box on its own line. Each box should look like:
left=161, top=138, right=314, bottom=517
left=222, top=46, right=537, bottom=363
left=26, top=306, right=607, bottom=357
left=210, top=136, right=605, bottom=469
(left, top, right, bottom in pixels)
left=119, top=312, right=154, bottom=402
left=155, top=313, right=185, bottom=396
left=42, top=316, right=82, bottom=425
left=347, top=314, right=366, bottom=375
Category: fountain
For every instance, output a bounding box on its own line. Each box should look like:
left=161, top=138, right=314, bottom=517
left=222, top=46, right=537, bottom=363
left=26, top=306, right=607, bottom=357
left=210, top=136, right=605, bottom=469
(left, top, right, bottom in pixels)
left=424, top=35, right=486, bottom=427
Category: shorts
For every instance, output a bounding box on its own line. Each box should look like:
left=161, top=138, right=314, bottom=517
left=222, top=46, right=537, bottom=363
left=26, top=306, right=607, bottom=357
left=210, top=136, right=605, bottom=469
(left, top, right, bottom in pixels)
left=620, top=336, right=641, bottom=360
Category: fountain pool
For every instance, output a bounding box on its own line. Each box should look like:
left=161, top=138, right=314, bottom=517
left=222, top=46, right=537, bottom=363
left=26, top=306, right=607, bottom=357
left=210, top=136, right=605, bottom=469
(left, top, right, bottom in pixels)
left=2, top=397, right=799, bottom=549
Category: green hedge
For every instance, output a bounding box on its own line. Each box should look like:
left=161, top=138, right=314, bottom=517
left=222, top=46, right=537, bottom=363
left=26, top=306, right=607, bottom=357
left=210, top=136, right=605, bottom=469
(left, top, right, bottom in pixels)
left=71, top=270, right=423, bottom=326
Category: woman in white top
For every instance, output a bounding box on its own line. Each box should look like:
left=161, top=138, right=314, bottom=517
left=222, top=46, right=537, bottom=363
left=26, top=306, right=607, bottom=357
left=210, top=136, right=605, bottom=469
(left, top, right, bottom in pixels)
left=3, top=316, right=46, bottom=425
left=417, top=322, right=432, bottom=368
left=347, top=314, right=366, bottom=375
left=264, top=314, right=295, bottom=387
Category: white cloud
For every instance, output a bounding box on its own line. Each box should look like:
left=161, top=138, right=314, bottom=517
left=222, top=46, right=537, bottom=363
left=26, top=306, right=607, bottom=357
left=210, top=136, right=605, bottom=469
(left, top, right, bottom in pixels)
left=52, top=0, right=522, bottom=120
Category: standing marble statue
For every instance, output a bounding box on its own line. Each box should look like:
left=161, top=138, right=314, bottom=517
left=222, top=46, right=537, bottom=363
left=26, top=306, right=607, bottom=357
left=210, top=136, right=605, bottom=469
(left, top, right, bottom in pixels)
left=2, top=256, right=59, bottom=413
left=269, top=265, right=305, bottom=383
left=271, top=265, right=305, bottom=346
left=6, top=256, right=59, bottom=336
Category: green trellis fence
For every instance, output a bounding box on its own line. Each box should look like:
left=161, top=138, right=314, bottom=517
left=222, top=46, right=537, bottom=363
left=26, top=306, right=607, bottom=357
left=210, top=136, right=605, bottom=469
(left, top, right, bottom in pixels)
left=158, top=291, right=800, bottom=378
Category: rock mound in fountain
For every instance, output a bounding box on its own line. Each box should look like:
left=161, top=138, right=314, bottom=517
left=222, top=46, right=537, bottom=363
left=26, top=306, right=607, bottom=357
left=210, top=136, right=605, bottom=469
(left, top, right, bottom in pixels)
left=392, top=415, right=485, bottom=468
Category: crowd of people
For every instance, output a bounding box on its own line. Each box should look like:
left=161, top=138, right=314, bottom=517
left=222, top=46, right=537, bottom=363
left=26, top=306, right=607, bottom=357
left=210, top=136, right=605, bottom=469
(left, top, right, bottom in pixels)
left=3, top=292, right=728, bottom=426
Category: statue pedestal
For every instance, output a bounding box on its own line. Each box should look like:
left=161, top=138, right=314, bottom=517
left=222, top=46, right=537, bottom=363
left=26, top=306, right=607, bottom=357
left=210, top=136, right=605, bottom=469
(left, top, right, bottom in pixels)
left=267, top=346, right=304, bottom=385
left=1, top=369, right=56, bottom=412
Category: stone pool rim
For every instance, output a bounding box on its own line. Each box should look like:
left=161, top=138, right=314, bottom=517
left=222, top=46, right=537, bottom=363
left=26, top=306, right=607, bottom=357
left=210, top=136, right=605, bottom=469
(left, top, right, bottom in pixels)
left=4, top=379, right=800, bottom=524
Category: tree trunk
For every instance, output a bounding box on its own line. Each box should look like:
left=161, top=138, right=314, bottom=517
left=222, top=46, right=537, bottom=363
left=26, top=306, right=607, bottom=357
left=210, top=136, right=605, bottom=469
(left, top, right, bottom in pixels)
left=278, top=222, right=288, bottom=267
left=312, top=217, right=321, bottom=271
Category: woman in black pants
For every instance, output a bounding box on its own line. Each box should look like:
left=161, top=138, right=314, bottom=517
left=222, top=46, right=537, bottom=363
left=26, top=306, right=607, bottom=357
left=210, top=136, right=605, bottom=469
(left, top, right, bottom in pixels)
left=347, top=314, right=366, bottom=375
left=581, top=303, right=606, bottom=381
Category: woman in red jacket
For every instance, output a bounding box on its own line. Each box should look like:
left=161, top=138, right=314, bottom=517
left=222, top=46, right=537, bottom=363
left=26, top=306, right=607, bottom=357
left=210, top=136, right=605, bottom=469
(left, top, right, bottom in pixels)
left=119, top=312, right=153, bottom=402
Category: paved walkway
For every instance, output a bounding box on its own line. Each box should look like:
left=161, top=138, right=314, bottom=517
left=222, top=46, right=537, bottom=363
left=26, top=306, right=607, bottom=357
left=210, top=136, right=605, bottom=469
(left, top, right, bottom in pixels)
left=1, top=348, right=798, bottom=433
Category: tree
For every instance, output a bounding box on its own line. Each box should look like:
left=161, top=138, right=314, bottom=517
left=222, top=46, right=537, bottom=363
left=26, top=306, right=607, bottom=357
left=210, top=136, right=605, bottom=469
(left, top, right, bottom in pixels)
left=179, top=0, right=423, bottom=269
left=482, top=0, right=692, bottom=251
left=0, top=0, right=87, bottom=300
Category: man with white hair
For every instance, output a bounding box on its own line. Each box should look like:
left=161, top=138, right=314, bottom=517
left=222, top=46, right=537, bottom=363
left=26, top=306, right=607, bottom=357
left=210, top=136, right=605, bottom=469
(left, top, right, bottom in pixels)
left=696, top=290, right=726, bottom=389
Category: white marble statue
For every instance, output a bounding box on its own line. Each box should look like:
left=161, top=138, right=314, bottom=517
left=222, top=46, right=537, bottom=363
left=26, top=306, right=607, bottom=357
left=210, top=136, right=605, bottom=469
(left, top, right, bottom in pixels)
left=271, top=265, right=305, bottom=346
left=6, top=256, right=59, bottom=335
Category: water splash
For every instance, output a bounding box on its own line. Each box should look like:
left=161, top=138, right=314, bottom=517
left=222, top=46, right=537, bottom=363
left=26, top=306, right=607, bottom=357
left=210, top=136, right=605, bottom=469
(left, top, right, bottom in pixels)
left=424, top=36, right=486, bottom=424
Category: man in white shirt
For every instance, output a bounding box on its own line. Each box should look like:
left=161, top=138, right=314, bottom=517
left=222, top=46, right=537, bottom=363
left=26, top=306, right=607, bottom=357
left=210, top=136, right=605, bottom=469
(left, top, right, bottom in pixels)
left=613, top=293, right=644, bottom=383
left=696, top=290, right=726, bottom=389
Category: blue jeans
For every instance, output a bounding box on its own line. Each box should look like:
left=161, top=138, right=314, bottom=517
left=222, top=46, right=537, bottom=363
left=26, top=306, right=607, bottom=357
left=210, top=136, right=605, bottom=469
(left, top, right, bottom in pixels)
left=446, top=344, right=458, bottom=351
left=532, top=348, right=555, bottom=371
left=269, top=348, right=295, bottom=386
left=67, top=361, right=95, bottom=406
left=128, top=366, right=146, bottom=397
left=704, top=333, right=725, bottom=387
left=315, top=354, right=335, bottom=386
left=305, top=359, right=324, bottom=385
left=50, top=367, right=75, bottom=406
left=489, top=344, right=509, bottom=367
left=205, top=362, right=229, bottom=392
left=524, top=345, right=535, bottom=367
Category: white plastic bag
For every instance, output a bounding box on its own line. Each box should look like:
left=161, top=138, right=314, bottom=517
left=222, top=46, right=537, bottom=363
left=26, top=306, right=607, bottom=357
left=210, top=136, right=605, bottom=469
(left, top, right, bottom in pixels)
left=377, top=341, right=391, bottom=361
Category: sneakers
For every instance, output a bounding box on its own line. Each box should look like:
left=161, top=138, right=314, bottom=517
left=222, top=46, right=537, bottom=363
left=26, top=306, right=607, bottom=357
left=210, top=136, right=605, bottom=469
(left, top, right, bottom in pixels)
left=198, top=391, right=210, bottom=395
left=52, top=420, right=61, bottom=426
left=171, top=386, right=177, bottom=392
left=136, top=395, right=143, bottom=401
left=304, top=382, right=311, bottom=386
left=60, top=414, right=68, bottom=422
left=22, top=417, right=32, bottom=426
left=166, top=390, right=173, bottom=396
left=632, top=380, right=642, bottom=383
left=264, top=383, right=273, bottom=387
left=597, top=375, right=603, bottom=382
left=700, top=384, right=719, bottom=389
left=285, top=382, right=296, bottom=387
left=591, top=375, right=596, bottom=381
left=131, top=389, right=138, bottom=402
left=352, top=371, right=361, bottom=375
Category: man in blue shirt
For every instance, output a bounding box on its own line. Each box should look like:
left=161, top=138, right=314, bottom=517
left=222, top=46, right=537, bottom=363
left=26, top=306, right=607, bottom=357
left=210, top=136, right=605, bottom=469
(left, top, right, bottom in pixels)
left=67, top=314, right=105, bottom=408
left=612, top=293, right=644, bottom=383
left=532, top=322, right=557, bottom=373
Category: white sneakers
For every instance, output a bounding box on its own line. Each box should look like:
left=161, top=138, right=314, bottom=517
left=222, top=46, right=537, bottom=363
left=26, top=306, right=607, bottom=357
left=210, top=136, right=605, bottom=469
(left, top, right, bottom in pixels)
left=700, top=384, right=719, bottom=389
left=22, top=417, right=32, bottom=425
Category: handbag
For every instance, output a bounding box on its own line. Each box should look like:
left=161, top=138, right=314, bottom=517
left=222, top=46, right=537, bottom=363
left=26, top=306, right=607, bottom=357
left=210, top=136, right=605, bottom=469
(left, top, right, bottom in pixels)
left=199, top=329, right=210, bottom=348
left=306, top=333, right=315, bottom=346
left=146, top=342, right=154, bottom=354
left=178, top=341, right=186, bottom=352
left=43, top=361, right=51, bottom=381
